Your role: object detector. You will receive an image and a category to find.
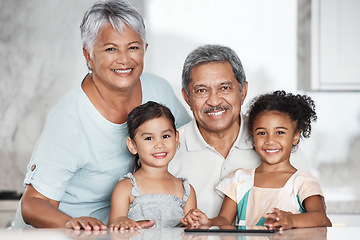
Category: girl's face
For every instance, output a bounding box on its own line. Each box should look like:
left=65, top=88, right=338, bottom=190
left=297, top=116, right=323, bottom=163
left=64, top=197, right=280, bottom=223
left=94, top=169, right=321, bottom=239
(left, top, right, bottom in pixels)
left=252, top=111, right=301, bottom=166
left=83, top=24, right=147, bottom=91
left=127, top=117, right=179, bottom=169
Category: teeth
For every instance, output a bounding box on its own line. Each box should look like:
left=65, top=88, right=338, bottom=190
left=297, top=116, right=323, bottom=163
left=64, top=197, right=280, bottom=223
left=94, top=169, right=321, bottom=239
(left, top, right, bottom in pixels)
left=265, top=149, right=280, bottom=153
left=207, top=110, right=225, bottom=116
left=153, top=153, right=166, bottom=157
left=113, top=69, right=132, bottom=73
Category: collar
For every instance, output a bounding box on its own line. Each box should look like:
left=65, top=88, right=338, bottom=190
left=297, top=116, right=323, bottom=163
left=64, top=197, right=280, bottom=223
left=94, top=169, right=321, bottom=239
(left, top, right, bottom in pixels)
left=184, top=113, right=254, bottom=152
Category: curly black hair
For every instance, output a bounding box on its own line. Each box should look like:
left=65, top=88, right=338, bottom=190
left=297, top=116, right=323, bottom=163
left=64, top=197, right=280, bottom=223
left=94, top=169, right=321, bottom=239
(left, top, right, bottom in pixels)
left=247, top=90, right=317, bottom=140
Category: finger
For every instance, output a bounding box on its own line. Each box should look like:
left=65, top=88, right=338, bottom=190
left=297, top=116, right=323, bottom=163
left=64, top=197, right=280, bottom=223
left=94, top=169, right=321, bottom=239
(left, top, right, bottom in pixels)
left=78, top=220, right=92, bottom=231
left=181, top=218, right=188, bottom=226
left=65, top=220, right=82, bottom=230
left=88, top=218, right=107, bottom=231
left=264, top=212, right=278, bottom=220
left=186, top=215, right=197, bottom=227
left=138, top=219, right=155, bottom=228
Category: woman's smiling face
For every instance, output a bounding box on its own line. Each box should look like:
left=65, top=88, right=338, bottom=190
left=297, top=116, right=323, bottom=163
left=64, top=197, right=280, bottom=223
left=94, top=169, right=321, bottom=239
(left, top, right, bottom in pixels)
left=84, top=24, right=147, bottom=91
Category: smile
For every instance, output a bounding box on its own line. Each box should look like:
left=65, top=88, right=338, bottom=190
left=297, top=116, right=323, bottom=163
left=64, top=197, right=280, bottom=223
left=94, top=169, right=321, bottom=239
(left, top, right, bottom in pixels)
left=112, top=68, right=133, bottom=74
left=153, top=152, right=166, bottom=157
left=265, top=149, right=280, bottom=153
left=207, top=110, right=226, bottom=116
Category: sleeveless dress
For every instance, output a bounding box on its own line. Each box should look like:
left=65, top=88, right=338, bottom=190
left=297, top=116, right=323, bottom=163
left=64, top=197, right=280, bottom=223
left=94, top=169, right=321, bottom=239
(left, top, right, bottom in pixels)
left=124, top=173, right=190, bottom=228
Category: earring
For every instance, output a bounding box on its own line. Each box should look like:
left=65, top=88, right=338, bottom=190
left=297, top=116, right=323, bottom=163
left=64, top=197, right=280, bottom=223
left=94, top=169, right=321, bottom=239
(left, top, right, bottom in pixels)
left=87, top=63, right=93, bottom=75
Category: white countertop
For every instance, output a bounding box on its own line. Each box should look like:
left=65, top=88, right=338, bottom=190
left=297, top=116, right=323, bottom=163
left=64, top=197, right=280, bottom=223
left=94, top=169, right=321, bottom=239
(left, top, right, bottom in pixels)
left=1, top=227, right=360, bottom=240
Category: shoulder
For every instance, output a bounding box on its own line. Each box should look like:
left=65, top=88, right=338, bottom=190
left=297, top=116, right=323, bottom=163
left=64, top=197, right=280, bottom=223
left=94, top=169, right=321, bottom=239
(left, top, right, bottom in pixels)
left=113, top=177, right=133, bottom=194
left=45, top=84, right=84, bottom=128
left=294, top=171, right=318, bottom=182
left=232, top=168, right=254, bottom=179
left=219, top=168, right=253, bottom=187
left=140, top=72, right=171, bottom=88
left=177, top=120, right=194, bottom=136
left=293, top=171, right=323, bottom=197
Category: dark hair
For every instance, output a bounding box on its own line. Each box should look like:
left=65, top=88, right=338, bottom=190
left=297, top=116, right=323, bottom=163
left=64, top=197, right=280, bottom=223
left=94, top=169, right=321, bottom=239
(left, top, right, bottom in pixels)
left=182, top=44, right=246, bottom=95
left=247, top=90, right=317, bottom=141
left=127, top=101, right=176, bottom=170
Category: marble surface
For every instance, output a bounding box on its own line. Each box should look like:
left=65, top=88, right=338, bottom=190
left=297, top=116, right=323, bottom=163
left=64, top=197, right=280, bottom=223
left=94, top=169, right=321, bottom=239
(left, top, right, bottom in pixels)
left=1, top=227, right=360, bottom=240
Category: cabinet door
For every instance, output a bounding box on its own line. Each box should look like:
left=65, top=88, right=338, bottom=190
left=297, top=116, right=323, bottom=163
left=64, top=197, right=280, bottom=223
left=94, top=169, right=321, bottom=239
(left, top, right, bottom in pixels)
left=312, top=0, right=360, bottom=90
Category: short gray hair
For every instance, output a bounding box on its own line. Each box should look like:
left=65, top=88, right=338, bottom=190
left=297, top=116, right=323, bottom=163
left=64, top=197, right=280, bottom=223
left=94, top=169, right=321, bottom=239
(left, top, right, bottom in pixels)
left=80, top=0, right=146, bottom=55
left=182, top=44, right=246, bottom=94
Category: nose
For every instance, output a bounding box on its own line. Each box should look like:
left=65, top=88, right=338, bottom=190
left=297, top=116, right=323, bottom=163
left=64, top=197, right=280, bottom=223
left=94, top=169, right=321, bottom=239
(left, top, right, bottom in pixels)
left=154, top=140, right=165, bottom=149
left=265, top=134, right=275, bottom=144
left=116, top=50, right=130, bottom=64
left=205, top=89, right=223, bottom=107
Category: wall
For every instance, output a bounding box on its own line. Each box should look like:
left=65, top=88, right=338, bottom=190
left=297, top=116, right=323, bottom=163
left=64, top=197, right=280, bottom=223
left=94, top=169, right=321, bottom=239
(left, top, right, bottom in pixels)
left=1, top=0, right=359, bottom=213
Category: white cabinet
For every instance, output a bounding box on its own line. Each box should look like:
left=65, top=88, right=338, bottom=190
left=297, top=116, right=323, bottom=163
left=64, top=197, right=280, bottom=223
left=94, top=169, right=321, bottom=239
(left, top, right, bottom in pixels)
left=298, top=0, right=360, bottom=90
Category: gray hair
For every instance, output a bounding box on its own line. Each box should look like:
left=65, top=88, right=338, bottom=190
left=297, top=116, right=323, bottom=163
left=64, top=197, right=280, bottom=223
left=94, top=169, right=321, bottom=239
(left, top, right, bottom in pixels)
left=182, top=44, right=246, bottom=94
left=80, top=0, right=146, bottom=55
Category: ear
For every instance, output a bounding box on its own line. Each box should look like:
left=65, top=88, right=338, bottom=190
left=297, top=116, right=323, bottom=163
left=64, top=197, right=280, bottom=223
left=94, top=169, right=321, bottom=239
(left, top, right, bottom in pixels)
left=240, top=81, right=248, bottom=105
left=83, top=47, right=94, bottom=70
left=144, top=43, right=148, bottom=53
left=292, top=130, right=302, bottom=146
left=126, top=137, right=138, bottom=155
left=175, top=130, right=180, bottom=148
left=182, top=88, right=191, bottom=108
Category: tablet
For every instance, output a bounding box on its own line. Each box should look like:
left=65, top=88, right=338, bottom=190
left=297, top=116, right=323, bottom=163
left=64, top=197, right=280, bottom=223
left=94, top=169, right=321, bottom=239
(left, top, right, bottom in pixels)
left=184, top=225, right=277, bottom=234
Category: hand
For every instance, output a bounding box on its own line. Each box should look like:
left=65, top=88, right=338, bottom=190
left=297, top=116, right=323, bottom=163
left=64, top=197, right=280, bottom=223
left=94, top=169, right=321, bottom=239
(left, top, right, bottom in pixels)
left=65, top=217, right=107, bottom=231
left=182, top=209, right=210, bottom=228
left=109, top=217, right=155, bottom=231
left=264, top=208, right=294, bottom=231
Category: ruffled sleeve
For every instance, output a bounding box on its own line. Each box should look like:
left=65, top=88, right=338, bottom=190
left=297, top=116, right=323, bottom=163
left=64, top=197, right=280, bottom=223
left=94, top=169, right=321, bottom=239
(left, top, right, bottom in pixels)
left=215, top=168, right=254, bottom=203
left=122, top=173, right=141, bottom=197
left=179, top=177, right=190, bottom=207
left=294, top=171, right=324, bottom=203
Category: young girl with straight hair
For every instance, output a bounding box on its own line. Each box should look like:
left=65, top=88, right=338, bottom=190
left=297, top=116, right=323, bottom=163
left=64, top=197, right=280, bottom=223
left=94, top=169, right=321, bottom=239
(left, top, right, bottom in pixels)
left=109, top=101, right=196, bottom=230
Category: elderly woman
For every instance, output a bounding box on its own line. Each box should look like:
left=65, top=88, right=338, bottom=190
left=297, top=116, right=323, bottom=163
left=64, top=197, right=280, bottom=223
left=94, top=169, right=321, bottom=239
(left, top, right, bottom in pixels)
left=14, top=0, right=190, bottom=230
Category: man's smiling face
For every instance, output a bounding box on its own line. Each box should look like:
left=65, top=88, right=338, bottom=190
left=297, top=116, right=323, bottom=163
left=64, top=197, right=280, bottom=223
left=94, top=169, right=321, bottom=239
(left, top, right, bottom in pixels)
left=183, top=61, right=248, bottom=135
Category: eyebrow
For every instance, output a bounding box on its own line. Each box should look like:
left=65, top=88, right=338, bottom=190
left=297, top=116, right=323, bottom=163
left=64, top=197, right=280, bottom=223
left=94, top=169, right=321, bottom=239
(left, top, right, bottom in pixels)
left=102, top=41, right=142, bottom=47
left=254, top=127, right=289, bottom=131
left=128, top=41, right=142, bottom=45
left=140, top=129, right=173, bottom=137
left=193, top=81, right=233, bottom=88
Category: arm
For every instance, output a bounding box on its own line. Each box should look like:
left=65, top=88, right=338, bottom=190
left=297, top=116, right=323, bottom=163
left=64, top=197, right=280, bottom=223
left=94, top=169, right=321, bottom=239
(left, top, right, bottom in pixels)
left=182, top=196, right=237, bottom=228
left=21, top=184, right=69, bottom=228
left=264, top=195, right=331, bottom=230
left=108, top=179, right=154, bottom=230
left=21, top=184, right=106, bottom=230
left=182, top=184, right=197, bottom=215
left=209, top=195, right=238, bottom=226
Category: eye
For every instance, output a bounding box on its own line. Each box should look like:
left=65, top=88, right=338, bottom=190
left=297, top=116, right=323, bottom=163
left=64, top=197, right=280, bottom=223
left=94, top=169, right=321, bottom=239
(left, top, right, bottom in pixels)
left=195, top=88, right=206, bottom=93
left=105, top=47, right=116, bottom=52
left=221, top=85, right=230, bottom=90
left=162, top=134, right=171, bottom=139
left=256, top=132, right=266, bottom=136
left=129, top=46, right=139, bottom=50
left=144, top=137, right=153, bottom=141
left=277, top=131, right=285, bottom=135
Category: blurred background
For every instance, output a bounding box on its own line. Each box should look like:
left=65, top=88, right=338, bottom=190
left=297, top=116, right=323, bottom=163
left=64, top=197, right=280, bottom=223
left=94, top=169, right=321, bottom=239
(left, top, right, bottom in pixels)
left=1, top=0, right=359, bottom=228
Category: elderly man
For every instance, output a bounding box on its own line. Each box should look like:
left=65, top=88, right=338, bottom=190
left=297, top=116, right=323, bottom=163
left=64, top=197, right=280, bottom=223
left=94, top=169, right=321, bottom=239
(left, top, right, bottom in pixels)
left=169, top=44, right=308, bottom=218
